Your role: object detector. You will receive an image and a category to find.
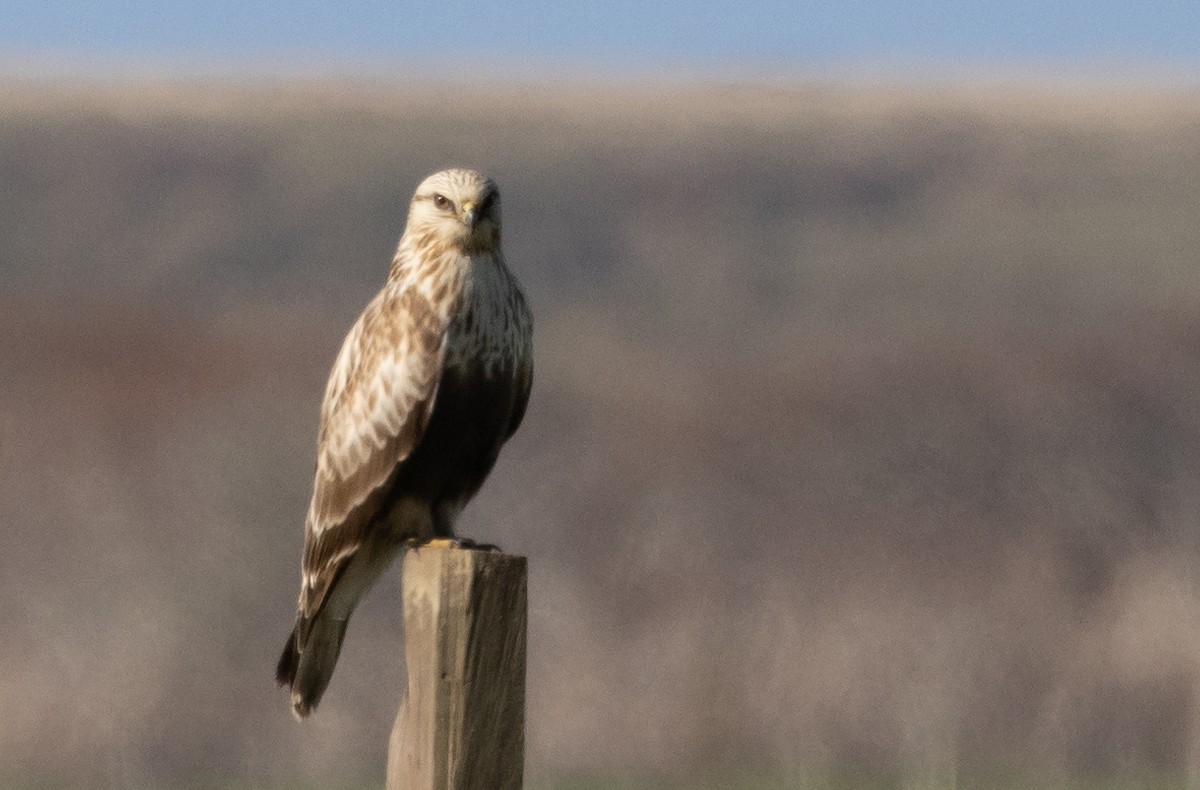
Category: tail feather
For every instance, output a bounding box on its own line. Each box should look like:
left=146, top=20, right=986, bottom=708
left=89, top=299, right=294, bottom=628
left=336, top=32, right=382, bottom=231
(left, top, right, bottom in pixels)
left=275, top=621, right=302, bottom=689
left=277, top=541, right=403, bottom=719
left=276, top=614, right=349, bottom=720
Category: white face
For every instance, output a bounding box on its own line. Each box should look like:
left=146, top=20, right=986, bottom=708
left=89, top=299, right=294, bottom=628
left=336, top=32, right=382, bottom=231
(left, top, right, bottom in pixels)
left=408, top=168, right=502, bottom=253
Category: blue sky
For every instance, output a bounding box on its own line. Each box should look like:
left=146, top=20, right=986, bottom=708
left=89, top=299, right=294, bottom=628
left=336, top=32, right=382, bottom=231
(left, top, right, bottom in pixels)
left=5, top=1, right=1200, bottom=74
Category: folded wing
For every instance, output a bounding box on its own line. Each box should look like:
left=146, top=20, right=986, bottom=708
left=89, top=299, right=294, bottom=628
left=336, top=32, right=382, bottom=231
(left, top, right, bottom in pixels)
left=300, top=287, right=448, bottom=620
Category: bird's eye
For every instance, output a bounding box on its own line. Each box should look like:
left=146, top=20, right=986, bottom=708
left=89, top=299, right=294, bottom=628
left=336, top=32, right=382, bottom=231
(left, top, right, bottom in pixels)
left=432, top=194, right=452, bottom=211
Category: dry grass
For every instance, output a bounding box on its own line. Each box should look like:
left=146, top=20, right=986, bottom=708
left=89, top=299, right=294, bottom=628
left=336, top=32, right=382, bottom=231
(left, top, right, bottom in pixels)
left=2, top=77, right=1200, bottom=787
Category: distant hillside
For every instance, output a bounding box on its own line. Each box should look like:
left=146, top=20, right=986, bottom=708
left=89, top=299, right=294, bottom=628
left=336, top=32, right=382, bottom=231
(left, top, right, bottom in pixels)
left=5, top=80, right=1199, bottom=328
left=2, top=78, right=1200, bottom=787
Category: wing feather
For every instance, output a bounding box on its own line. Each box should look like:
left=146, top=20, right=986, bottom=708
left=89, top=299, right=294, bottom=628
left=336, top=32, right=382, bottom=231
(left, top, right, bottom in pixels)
left=299, top=286, right=447, bottom=617
left=506, top=356, right=534, bottom=439
left=505, top=295, right=535, bottom=439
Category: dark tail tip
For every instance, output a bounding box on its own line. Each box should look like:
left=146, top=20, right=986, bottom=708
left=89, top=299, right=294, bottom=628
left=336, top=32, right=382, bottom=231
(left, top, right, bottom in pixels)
left=276, top=613, right=346, bottom=720
left=276, top=622, right=300, bottom=689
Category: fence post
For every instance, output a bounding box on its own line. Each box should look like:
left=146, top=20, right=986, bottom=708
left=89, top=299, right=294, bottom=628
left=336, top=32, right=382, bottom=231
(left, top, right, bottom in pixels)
left=386, top=542, right=527, bottom=790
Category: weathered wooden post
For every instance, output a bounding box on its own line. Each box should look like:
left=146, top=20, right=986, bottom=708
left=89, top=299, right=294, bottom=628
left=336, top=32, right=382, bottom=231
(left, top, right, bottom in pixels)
left=386, top=542, right=527, bottom=790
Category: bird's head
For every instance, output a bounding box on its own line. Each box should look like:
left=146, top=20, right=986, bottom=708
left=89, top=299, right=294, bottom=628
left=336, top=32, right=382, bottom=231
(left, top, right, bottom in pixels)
left=407, top=168, right=502, bottom=255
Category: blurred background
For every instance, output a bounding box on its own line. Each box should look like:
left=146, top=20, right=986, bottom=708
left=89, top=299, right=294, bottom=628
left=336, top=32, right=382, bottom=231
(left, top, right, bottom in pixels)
left=4, top=3, right=1200, bottom=789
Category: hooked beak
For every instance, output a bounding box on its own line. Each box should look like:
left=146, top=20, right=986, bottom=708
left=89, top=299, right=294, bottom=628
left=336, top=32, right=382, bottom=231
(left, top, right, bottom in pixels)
left=460, top=200, right=477, bottom=229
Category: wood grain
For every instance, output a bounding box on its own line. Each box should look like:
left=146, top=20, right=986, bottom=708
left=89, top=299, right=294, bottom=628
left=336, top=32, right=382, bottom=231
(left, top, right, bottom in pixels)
left=387, top=543, right=527, bottom=790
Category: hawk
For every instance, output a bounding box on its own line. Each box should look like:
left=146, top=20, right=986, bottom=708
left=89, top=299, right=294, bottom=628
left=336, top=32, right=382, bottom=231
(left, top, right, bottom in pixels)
left=276, top=168, right=533, bottom=719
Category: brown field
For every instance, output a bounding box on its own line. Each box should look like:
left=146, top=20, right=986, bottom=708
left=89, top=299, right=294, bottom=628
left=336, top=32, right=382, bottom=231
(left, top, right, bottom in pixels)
left=3, top=77, right=1200, bottom=787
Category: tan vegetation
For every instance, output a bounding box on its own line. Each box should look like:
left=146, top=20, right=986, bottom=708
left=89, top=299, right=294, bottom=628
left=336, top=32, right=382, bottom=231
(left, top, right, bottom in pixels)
left=2, top=77, right=1200, bottom=787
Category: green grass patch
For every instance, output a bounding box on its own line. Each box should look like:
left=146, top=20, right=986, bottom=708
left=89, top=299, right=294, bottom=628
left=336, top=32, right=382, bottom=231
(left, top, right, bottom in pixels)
left=529, top=768, right=1191, bottom=790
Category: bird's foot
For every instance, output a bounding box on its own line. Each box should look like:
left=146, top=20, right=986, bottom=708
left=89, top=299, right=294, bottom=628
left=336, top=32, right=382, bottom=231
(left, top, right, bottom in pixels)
left=418, top=536, right=503, bottom=553
left=457, top=536, right=503, bottom=552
